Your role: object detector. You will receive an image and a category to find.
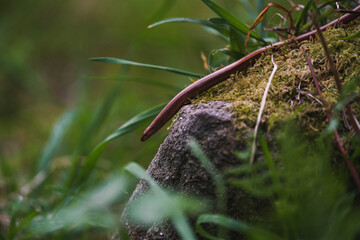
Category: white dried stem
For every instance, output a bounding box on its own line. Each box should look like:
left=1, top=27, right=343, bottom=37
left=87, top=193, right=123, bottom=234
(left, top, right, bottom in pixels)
left=250, top=55, right=278, bottom=164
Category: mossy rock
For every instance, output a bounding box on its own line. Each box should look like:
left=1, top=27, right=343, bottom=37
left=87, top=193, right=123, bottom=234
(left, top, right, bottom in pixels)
left=193, top=20, right=360, bottom=142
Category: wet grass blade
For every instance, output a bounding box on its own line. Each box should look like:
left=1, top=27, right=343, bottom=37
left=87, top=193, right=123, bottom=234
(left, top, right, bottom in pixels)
left=201, top=0, right=264, bottom=43
left=74, top=104, right=166, bottom=186
left=148, top=17, right=230, bottom=38
left=90, top=57, right=203, bottom=78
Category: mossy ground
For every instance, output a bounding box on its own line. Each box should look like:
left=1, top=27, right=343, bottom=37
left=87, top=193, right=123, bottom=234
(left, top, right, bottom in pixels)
left=193, top=19, right=360, bottom=141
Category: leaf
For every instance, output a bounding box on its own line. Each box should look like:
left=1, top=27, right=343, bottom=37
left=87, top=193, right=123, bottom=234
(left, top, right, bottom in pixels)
left=207, top=48, right=242, bottom=72
left=188, top=140, right=227, bottom=237
left=65, top=89, right=119, bottom=188
left=148, top=17, right=230, bottom=38
left=28, top=175, right=128, bottom=236
left=37, top=109, right=77, bottom=172
left=245, top=3, right=293, bottom=51
left=335, top=76, right=360, bottom=111
left=201, top=0, right=264, bottom=42
left=74, top=104, right=166, bottom=186
left=188, top=140, right=226, bottom=214
left=124, top=162, right=159, bottom=189
left=294, top=0, right=314, bottom=34
left=230, top=28, right=245, bottom=54
left=341, top=31, right=360, bottom=40
left=196, top=214, right=284, bottom=240
left=90, top=57, right=203, bottom=78
left=125, top=162, right=198, bottom=240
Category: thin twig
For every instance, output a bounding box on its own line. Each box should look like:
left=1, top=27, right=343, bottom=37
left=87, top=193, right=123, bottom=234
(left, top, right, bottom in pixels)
left=250, top=55, right=278, bottom=164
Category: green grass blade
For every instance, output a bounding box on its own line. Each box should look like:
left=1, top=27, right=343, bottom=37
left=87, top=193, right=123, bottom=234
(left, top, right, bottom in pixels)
left=341, top=31, right=360, bottom=40
left=294, top=0, right=313, bottom=34
left=171, top=211, right=197, bottom=240
left=258, top=132, right=282, bottom=197
left=125, top=162, right=197, bottom=240
left=28, top=175, right=128, bottom=236
left=336, top=76, right=360, bottom=111
left=201, top=0, right=264, bottom=42
left=66, top=88, right=119, bottom=188
left=103, top=103, right=166, bottom=143
left=74, top=104, right=166, bottom=186
left=196, top=214, right=284, bottom=240
left=37, top=109, right=77, bottom=172
left=90, top=57, right=203, bottom=78
left=229, top=28, right=245, bottom=55
left=124, top=162, right=159, bottom=189
left=148, top=17, right=230, bottom=38
left=188, top=140, right=227, bottom=238
left=188, top=140, right=226, bottom=214
left=13, top=211, right=39, bottom=236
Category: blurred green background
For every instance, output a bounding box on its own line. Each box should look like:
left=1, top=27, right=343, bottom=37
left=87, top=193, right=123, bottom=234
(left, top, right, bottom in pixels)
left=1, top=0, right=281, bottom=184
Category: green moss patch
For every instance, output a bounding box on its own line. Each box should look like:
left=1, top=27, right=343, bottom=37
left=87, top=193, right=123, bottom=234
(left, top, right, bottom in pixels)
left=193, top=20, right=360, bottom=140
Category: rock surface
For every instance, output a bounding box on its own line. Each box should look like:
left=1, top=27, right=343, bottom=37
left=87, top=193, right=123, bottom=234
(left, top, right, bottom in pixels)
left=118, top=101, right=267, bottom=240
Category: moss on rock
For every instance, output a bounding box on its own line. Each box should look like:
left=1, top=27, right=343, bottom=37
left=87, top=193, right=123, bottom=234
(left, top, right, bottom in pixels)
left=193, top=20, right=360, bottom=141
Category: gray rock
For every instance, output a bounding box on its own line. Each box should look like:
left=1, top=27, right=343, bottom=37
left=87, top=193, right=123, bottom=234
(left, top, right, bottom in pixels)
left=118, top=101, right=267, bottom=240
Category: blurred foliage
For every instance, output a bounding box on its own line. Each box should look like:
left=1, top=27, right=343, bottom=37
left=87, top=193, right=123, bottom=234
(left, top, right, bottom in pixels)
left=0, top=0, right=359, bottom=239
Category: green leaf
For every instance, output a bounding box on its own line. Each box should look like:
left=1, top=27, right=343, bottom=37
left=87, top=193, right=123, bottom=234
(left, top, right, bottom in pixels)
left=148, top=17, right=230, bottom=38
left=188, top=140, right=227, bottom=238
left=188, top=140, right=226, bottom=214
left=28, top=175, right=128, bottom=236
left=37, top=109, right=77, bottom=172
left=125, top=162, right=198, bottom=240
left=75, top=104, right=166, bottom=186
left=171, top=211, right=197, bottom=240
left=335, top=76, right=360, bottom=111
left=294, top=0, right=313, bottom=34
left=124, top=162, right=159, bottom=189
left=201, top=0, right=264, bottom=42
left=341, top=31, right=360, bottom=40
left=196, top=214, right=284, bottom=240
left=90, top=57, right=203, bottom=78
left=65, top=89, right=119, bottom=188
left=13, top=211, right=39, bottom=235
left=229, top=28, right=245, bottom=54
